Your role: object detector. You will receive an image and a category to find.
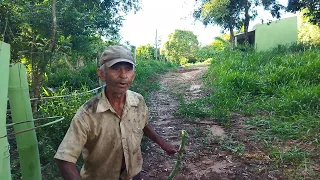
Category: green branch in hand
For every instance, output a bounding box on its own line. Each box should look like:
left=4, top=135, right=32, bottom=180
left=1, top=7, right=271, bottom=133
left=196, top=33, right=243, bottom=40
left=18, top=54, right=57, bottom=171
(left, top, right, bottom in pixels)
left=167, top=130, right=188, bottom=180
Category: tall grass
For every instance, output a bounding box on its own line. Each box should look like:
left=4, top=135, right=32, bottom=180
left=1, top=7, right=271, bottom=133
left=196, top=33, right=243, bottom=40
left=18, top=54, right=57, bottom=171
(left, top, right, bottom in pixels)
left=179, top=45, right=320, bottom=141
left=178, top=44, right=320, bottom=177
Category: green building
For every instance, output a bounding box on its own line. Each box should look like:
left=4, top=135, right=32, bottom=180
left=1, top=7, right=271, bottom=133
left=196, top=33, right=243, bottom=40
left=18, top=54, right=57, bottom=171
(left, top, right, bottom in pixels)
left=235, top=15, right=320, bottom=51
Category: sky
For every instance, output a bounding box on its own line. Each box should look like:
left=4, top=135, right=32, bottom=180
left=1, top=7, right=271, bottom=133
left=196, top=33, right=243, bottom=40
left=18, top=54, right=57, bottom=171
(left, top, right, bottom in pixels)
left=120, top=0, right=294, bottom=47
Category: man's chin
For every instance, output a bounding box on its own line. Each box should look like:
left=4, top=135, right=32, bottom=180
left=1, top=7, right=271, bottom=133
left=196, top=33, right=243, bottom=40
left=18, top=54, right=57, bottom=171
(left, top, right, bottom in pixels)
left=106, top=86, right=129, bottom=95
left=114, top=88, right=128, bottom=94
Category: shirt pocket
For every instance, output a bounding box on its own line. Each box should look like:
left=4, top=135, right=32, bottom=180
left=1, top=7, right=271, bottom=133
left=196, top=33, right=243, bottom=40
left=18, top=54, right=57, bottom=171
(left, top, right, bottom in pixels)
left=131, top=127, right=143, bottom=154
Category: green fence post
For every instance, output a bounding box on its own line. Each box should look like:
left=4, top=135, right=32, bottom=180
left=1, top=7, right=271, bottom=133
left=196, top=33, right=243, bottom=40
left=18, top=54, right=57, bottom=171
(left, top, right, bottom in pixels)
left=0, top=41, right=12, bottom=180
left=8, top=63, right=41, bottom=180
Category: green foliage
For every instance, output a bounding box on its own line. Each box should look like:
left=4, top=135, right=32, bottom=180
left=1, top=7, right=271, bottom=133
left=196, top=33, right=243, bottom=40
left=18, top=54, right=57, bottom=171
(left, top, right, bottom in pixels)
left=179, top=45, right=320, bottom=142
left=0, top=0, right=141, bottom=109
left=298, top=12, right=320, bottom=45
left=37, top=85, right=92, bottom=166
left=193, top=0, right=241, bottom=46
left=136, top=44, right=156, bottom=61
left=211, top=34, right=232, bottom=50
left=196, top=45, right=216, bottom=61
left=195, top=34, right=232, bottom=62
left=45, top=63, right=98, bottom=90
left=269, top=146, right=310, bottom=167
left=177, top=98, right=210, bottom=120
left=177, top=45, right=320, bottom=175
left=287, top=0, right=320, bottom=26
left=194, top=0, right=283, bottom=46
left=220, top=139, right=245, bottom=156
left=162, top=29, right=199, bottom=65
left=196, top=0, right=240, bottom=29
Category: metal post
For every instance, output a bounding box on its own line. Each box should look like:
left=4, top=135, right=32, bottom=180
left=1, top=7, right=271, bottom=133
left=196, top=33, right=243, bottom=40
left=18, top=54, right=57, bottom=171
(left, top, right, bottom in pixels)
left=8, top=63, right=41, bottom=180
left=0, top=41, right=12, bottom=180
left=155, top=29, right=158, bottom=60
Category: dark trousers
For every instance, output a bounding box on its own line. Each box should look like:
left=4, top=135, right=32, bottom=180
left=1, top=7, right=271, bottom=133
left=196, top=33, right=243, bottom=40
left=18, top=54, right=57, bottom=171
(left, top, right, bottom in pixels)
left=119, top=168, right=142, bottom=180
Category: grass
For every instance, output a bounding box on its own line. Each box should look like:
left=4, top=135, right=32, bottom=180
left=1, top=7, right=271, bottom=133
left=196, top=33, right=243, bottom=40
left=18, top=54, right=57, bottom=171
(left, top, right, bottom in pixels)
left=177, top=44, right=320, bottom=178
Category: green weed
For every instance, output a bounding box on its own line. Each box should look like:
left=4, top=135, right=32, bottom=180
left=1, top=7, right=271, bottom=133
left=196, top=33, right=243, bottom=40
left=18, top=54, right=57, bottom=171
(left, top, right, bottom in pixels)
left=269, top=146, right=309, bottom=167
left=220, top=140, right=245, bottom=156
left=177, top=44, right=320, bottom=176
left=179, top=45, right=320, bottom=137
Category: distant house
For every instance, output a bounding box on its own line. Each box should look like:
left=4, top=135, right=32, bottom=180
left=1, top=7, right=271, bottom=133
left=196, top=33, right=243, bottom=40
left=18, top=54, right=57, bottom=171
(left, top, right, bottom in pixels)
left=235, top=16, right=298, bottom=51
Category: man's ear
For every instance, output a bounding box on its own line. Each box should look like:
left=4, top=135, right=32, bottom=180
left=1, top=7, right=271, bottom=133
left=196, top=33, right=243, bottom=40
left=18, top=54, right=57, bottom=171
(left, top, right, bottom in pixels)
left=97, top=68, right=105, bottom=82
left=132, top=70, right=136, bottom=81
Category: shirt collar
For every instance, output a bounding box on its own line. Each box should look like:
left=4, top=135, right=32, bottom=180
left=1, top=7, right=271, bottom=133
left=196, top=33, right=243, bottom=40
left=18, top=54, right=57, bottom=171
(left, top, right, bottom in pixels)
left=96, top=89, right=139, bottom=113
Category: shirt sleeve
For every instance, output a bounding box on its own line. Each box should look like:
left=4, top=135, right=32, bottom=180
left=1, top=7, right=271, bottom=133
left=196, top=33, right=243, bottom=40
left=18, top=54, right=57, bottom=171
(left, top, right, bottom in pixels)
left=142, top=98, right=149, bottom=127
left=54, top=113, right=89, bottom=163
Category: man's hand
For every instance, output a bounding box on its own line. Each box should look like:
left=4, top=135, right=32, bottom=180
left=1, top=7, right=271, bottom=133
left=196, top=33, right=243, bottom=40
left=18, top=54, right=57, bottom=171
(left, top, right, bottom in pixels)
left=159, top=141, right=177, bottom=155
left=143, top=124, right=177, bottom=155
left=56, top=159, right=82, bottom=180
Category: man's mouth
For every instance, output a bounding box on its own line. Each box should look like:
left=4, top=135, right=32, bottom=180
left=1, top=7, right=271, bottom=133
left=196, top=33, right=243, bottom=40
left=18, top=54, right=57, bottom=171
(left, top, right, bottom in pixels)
left=117, top=82, right=128, bottom=87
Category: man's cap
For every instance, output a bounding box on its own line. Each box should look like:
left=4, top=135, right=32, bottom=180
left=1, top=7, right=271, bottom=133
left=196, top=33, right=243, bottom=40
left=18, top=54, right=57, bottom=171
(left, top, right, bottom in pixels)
left=100, top=45, right=136, bottom=67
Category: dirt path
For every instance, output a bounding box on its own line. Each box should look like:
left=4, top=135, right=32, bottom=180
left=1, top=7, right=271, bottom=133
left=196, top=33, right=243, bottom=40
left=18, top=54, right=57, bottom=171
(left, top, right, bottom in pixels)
left=141, top=66, right=283, bottom=180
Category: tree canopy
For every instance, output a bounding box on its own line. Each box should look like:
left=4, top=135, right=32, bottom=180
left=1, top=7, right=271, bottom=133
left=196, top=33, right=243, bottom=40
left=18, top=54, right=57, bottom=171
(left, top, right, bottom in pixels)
left=0, top=0, right=141, bottom=112
left=287, top=0, right=320, bottom=26
left=162, top=29, right=199, bottom=65
left=194, top=0, right=283, bottom=46
left=136, top=44, right=156, bottom=61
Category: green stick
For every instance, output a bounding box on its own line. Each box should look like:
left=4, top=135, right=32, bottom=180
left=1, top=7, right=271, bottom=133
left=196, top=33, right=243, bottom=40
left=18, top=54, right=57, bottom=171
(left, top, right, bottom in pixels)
left=167, top=130, right=188, bottom=180
left=0, top=41, right=12, bottom=180
left=8, top=63, right=41, bottom=180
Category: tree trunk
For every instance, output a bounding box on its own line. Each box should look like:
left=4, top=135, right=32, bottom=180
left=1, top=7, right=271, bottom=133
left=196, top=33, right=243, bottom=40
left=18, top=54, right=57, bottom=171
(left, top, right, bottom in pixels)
left=244, top=0, right=251, bottom=43
left=228, top=22, right=235, bottom=48
left=31, top=0, right=57, bottom=114
left=49, top=0, right=57, bottom=52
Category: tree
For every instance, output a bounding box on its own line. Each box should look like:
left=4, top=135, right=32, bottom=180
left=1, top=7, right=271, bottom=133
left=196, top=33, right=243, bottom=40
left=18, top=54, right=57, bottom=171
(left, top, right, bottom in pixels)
left=136, top=44, right=155, bottom=61
left=194, top=0, right=242, bottom=47
left=298, top=12, right=320, bottom=44
left=194, top=0, right=283, bottom=46
left=0, top=0, right=141, bottom=112
left=287, top=0, right=320, bottom=26
left=162, top=29, right=199, bottom=65
left=196, top=45, right=216, bottom=61
left=210, top=34, right=231, bottom=51
left=238, top=0, right=283, bottom=42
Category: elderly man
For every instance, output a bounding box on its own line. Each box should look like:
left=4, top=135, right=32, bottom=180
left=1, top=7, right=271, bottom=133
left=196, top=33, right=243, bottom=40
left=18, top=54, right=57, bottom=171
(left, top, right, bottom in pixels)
left=54, top=45, right=176, bottom=180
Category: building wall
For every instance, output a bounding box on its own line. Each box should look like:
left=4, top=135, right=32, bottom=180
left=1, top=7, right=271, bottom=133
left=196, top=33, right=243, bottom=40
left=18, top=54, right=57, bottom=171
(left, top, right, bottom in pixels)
left=255, top=16, right=298, bottom=51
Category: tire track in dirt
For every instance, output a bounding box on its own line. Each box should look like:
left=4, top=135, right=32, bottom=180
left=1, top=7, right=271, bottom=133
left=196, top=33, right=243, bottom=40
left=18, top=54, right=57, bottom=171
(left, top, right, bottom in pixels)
left=141, top=66, right=284, bottom=180
left=142, top=66, right=233, bottom=179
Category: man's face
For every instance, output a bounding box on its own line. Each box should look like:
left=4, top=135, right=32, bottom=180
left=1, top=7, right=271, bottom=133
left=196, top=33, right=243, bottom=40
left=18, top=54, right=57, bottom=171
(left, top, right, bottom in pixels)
left=98, top=62, right=136, bottom=94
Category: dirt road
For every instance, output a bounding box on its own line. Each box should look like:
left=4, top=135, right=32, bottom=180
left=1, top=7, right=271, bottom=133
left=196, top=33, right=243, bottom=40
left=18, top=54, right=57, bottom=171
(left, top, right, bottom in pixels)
left=141, top=66, right=283, bottom=180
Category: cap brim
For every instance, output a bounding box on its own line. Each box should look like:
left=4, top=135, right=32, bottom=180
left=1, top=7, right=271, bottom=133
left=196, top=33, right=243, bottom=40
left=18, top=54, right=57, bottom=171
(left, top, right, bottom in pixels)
left=104, top=58, right=135, bottom=68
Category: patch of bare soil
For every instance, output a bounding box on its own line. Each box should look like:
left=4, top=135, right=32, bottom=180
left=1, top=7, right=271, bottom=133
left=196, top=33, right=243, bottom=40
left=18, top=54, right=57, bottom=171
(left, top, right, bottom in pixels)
left=141, top=66, right=284, bottom=180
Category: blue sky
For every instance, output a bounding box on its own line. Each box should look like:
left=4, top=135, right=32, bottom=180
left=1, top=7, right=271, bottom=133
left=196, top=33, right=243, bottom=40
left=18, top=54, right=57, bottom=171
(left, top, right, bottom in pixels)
left=120, top=0, right=294, bottom=47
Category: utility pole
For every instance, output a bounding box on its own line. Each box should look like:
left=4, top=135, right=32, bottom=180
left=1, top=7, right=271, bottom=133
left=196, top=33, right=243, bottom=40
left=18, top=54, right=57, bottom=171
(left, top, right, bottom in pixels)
left=155, top=29, right=158, bottom=60
left=134, top=46, right=136, bottom=61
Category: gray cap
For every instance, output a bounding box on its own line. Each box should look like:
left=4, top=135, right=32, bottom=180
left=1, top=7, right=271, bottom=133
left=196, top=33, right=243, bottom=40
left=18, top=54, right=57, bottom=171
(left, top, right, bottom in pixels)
left=100, top=45, right=135, bottom=67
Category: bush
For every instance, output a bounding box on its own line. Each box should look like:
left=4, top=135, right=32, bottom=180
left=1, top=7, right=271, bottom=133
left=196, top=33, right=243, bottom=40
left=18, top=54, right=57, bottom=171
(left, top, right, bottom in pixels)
left=45, top=63, right=98, bottom=90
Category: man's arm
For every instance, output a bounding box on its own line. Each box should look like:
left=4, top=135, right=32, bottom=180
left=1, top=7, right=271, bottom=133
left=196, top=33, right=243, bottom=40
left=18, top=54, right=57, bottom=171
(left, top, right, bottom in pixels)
left=143, top=124, right=176, bottom=155
left=56, top=159, right=81, bottom=180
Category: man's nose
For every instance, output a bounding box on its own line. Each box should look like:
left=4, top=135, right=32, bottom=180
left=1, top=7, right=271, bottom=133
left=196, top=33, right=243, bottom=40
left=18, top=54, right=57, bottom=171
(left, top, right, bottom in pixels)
left=119, top=68, right=127, bottom=78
